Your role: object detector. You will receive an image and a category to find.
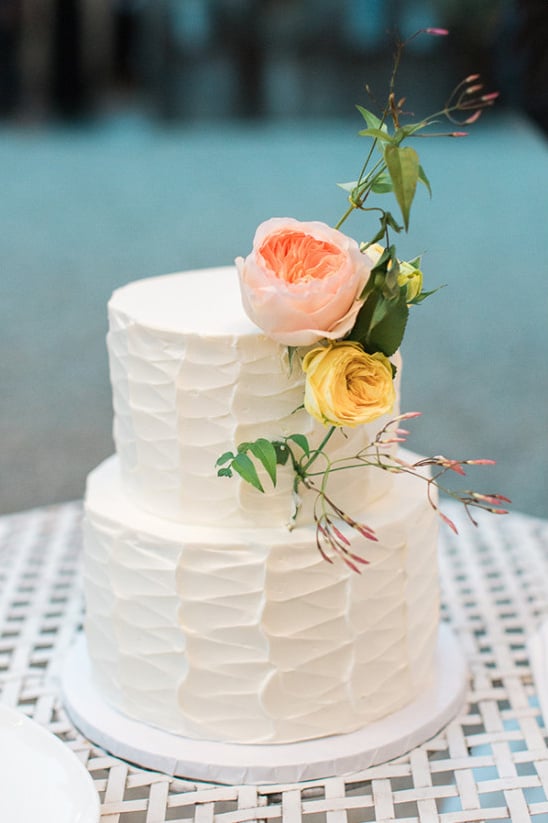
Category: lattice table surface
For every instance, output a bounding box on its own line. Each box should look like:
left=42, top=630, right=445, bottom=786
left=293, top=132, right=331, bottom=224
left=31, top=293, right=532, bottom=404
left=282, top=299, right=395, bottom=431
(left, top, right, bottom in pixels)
left=1, top=501, right=548, bottom=822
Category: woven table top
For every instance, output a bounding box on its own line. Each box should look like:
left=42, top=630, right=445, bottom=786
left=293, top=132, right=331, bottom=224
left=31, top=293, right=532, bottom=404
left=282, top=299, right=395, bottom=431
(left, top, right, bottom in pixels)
left=1, top=500, right=547, bottom=822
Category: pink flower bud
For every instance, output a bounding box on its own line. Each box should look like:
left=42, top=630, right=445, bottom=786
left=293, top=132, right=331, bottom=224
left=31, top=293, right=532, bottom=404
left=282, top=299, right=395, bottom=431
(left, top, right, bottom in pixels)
left=424, top=27, right=449, bottom=36
left=465, top=84, right=484, bottom=95
left=481, top=92, right=500, bottom=102
left=440, top=511, right=459, bottom=534
left=464, top=73, right=481, bottom=83
left=450, top=131, right=468, bottom=137
left=464, top=110, right=482, bottom=125
left=491, top=493, right=512, bottom=503
left=356, top=524, right=377, bottom=542
left=331, top=524, right=351, bottom=547
left=472, top=493, right=501, bottom=504
left=397, top=411, right=422, bottom=421
left=445, top=461, right=466, bottom=475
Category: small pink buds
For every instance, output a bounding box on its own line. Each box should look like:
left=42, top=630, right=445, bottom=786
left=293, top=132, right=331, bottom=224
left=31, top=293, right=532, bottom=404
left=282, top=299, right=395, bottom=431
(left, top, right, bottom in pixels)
left=331, top=524, right=351, bottom=547
left=469, top=492, right=510, bottom=514
left=471, top=493, right=507, bottom=506
left=355, top=524, right=378, bottom=542
left=445, top=75, right=497, bottom=126
left=464, top=111, right=483, bottom=125
left=444, top=460, right=466, bottom=476
left=424, top=27, right=449, bottom=36
left=397, top=411, right=423, bottom=421
left=450, top=131, right=468, bottom=137
left=439, top=511, right=459, bottom=534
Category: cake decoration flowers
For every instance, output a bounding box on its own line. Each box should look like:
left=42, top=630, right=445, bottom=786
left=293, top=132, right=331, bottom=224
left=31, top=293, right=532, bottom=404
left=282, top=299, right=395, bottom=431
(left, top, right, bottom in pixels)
left=302, top=343, right=395, bottom=427
left=235, top=217, right=373, bottom=346
left=217, top=28, right=509, bottom=569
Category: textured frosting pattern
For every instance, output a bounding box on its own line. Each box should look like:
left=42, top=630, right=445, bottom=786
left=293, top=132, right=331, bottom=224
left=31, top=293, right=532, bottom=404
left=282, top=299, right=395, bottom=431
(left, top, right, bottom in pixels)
left=108, top=268, right=399, bottom=528
left=84, top=455, right=439, bottom=745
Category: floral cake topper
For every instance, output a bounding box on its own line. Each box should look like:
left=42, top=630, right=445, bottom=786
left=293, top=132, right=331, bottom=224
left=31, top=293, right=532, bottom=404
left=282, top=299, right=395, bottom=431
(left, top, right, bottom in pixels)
left=217, top=29, right=508, bottom=570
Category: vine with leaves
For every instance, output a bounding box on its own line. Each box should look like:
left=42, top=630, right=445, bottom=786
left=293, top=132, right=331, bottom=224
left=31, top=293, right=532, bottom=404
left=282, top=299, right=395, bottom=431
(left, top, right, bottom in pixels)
left=217, top=29, right=507, bottom=571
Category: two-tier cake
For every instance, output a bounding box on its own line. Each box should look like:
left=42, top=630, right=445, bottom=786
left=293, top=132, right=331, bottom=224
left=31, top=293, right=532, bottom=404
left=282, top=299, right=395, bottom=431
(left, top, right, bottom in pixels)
left=74, top=29, right=504, bottom=765
left=82, top=265, right=439, bottom=745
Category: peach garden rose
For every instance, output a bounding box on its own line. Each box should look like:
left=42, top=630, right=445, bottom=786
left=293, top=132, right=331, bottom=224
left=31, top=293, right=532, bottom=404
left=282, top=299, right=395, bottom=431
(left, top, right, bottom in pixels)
left=302, top=342, right=395, bottom=427
left=235, top=218, right=374, bottom=346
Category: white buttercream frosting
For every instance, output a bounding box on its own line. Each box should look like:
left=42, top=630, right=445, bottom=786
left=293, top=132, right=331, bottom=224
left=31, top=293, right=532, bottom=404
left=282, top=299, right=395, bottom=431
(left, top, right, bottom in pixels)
left=83, top=264, right=441, bottom=747
left=107, top=267, right=401, bottom=527
left=84, top=453, right=439, bottom=745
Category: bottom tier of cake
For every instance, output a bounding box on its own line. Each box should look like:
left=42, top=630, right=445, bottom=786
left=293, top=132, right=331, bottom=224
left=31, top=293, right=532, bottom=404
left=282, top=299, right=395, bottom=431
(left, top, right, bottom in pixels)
left=83, top=454, right=440, bottom=745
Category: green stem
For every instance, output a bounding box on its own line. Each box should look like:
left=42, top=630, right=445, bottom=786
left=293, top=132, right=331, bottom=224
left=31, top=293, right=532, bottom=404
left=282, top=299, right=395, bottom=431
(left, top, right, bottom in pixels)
left=357, top=143, right=386, bottom=189
left=301, top=426, right=337, bottom=473
left=335, top=150, right=385, bottom=231
left=305, top=459, right=395, bottom=478
left=334, top=205, right=355, bottom=231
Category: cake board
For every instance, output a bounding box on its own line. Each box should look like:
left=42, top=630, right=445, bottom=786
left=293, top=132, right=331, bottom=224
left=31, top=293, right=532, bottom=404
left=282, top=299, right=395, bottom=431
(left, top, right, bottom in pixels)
left=61, top=623, right=467, bottom=785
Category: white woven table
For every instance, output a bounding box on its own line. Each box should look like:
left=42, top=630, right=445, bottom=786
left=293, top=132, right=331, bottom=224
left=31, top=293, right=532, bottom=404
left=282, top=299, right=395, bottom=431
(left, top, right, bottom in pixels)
left=1, top=501, right=548, bottom=822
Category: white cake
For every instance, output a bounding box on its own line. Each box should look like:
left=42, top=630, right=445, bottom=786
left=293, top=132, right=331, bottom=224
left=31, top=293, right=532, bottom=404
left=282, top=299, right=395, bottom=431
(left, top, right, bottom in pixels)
left=83, top=266, right=440, bottom=744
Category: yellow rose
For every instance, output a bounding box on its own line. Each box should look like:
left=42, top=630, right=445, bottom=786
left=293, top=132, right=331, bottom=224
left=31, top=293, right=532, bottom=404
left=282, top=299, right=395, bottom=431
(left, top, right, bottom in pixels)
left=370, top=245, right=423, bottom=304
left=397, top=260, right=423, bottom=303
left=302, top=342, right=395, bottom=427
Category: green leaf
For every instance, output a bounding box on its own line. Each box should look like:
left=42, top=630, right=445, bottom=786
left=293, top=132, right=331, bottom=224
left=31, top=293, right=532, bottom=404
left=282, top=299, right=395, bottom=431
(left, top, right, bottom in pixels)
left=356, top=106, right=388, bottom=133
left=372, top=245, right=400, bottom=295
left=384, top=145, right=420, bottom=231
left=287, top=346, right=298, bottom=374
left=367, top=291, right=409, bottom=357
left=274, top=441, right=290, bottom=466
left=359, top=127, right=394, bottom=143
left=231, top=453, right=264, bottom=493
left=348, top=273, right=409, bottom=357
left=370, top=173, right=393, bottom=194
left=370, top=244, right=392, bottom=276
left=418, top=165, right=432, bottom=197
left=384, top=212, right=403, bottom=236
left=248, top=438, right=278, bottom=486
left=337, top=180, right=358, bottom=192
left=286, top=434, right=310, bottom=456
left=396, top=121, right=429, bottom=140
left=215, top=451, right=234, bottom=467
left=347, top=291, right=378, bottom=346
left=217, top=466, right=233, bottom=478
left=410, top=284, right=445, bottom=305
left=382, top=254, right=401, bottom=299
left=362, top=213, right=403, bottom=254
left=361, top=224, right=386, bottom=250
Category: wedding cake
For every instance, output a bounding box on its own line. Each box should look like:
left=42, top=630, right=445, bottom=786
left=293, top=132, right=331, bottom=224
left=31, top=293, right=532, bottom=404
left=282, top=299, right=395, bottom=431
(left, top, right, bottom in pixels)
left=81, top=36, right=502, bottom=748
left=83, top=263, right=439, bottom=745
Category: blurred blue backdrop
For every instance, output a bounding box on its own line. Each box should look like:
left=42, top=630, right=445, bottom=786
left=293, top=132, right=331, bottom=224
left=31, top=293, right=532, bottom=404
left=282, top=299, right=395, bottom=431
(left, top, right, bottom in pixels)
left=1, top=0, right=547, bottom=519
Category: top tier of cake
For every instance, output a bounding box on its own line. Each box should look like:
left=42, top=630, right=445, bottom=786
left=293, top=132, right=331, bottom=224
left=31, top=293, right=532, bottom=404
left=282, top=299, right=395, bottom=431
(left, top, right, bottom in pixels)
left=107, top=267, right=400, bottom=528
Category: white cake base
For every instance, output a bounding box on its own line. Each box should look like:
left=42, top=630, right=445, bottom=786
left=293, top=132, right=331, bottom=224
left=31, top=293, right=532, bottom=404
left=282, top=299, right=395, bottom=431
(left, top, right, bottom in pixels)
left=61, top=624, right=467, bottom=785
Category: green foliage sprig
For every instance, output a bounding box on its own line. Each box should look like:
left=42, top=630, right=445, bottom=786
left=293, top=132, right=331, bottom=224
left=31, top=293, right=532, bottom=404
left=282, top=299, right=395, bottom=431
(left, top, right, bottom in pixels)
left=216, top=414, right=510, bottom=572
left=334, top=28, right=498, bottom=360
